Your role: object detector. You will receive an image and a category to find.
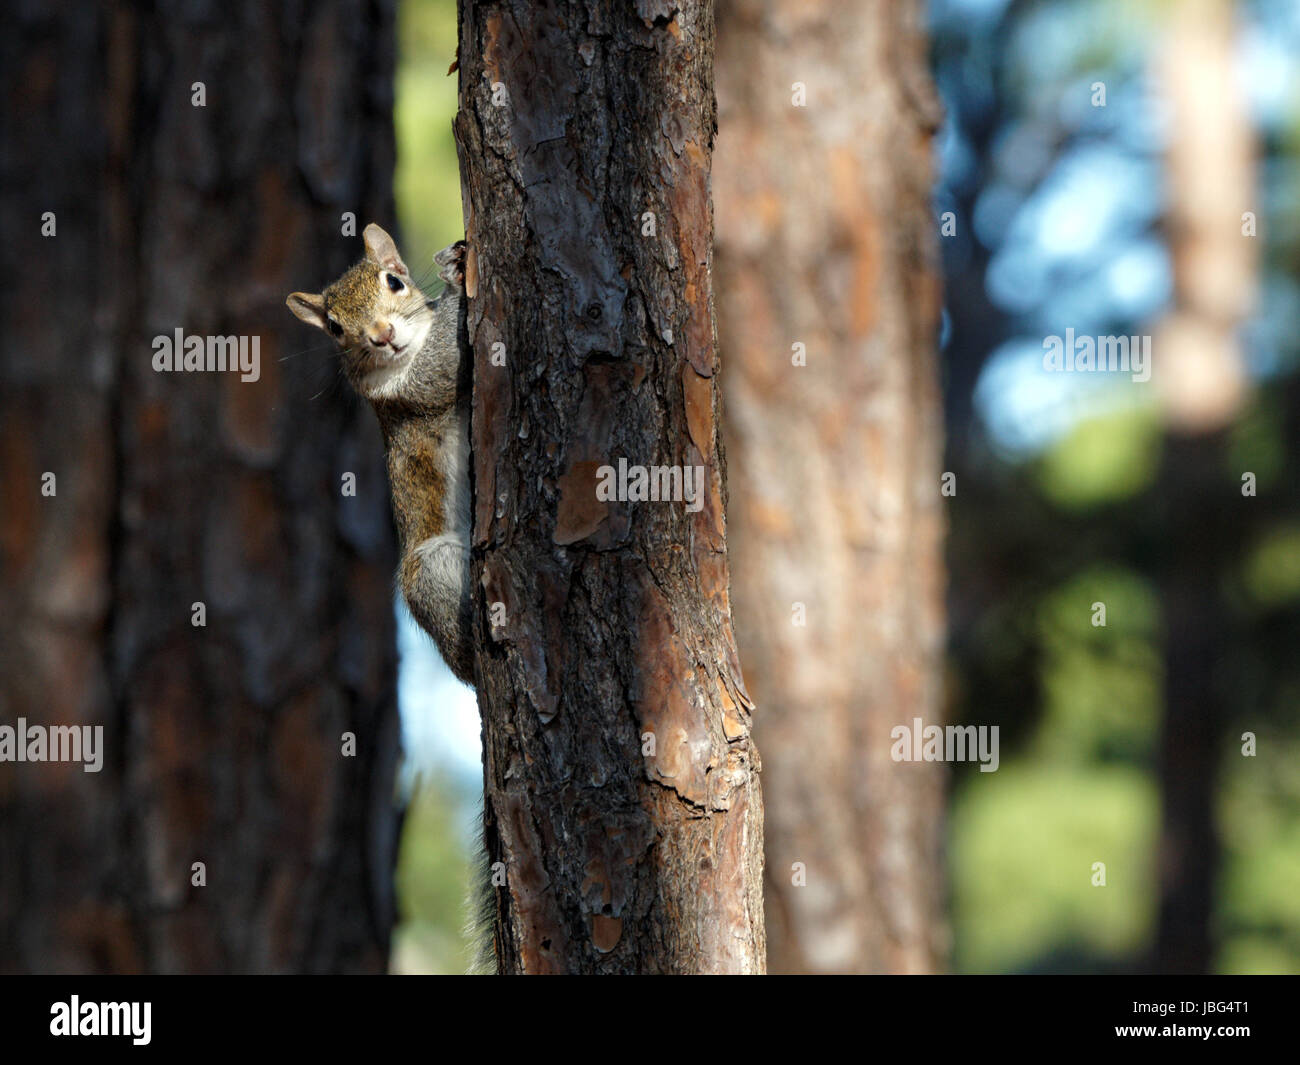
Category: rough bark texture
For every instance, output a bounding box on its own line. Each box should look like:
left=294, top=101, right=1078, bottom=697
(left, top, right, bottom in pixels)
left=0, top=0, right=400, bottom=973
left=454, top=0, right=765, bottom=973
left=713, top=0, right=948, bottom=973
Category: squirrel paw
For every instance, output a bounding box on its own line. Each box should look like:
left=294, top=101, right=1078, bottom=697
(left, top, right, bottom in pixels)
left=435, top=240, right=468, bottom=292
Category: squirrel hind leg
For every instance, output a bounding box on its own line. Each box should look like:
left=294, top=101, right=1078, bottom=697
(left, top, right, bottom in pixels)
left=402, top=533, right=474, bottom=685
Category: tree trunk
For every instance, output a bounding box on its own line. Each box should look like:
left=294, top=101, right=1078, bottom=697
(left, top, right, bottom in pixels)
left=454, top=0, right=765, bottom=973
left=1154, top=434, right=1229, bottom=974
left=0, top=0, right=400, bottom=973
left=1148, top=0, right=1254, bottom=973
left=713, top=0, right=948, bottom=973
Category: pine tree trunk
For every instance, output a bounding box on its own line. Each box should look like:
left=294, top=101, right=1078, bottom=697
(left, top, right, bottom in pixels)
left=454, top=0, right=766, bottom=974
left=713, top=0, right=948, bottom=973
left=0, top=0, right=401, bottom=973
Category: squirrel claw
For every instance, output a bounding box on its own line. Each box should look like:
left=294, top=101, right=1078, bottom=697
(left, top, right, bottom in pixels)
left=435, top=240, right=468, bottom=291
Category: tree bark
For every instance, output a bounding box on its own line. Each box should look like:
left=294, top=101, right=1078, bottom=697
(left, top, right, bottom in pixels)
left=0, top=0, right=400, bottom=973
left=713, top=0, right=948, bottom=973
left=454, top=0, right=765, bottom=973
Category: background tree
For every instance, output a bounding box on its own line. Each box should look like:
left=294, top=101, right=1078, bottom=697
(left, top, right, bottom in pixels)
left=454, top=0, right=766, bottom=973
left=713, top=0, right=948, bottom=974
left=932, top=0, right=1300, bottom=974
left=0, top=0, right=401, bottom=973
left=1148, top=0, right=1255, bottom=973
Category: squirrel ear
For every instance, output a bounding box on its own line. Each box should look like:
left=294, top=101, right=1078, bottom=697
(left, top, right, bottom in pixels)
left=286, top=292, right=329, bottom=331
left=363, top=223, right=409, bottom=277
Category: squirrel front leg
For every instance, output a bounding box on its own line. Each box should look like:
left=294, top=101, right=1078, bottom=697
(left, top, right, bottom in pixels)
left=435, top=240, right=467, bottom=291
left=402, top=532, right=474, bottom=685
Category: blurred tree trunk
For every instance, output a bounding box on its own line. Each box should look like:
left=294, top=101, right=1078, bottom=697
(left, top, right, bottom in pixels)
left=455, top=0, right=765, bottom=973
left=0, top=0, right=401, bottom=973
left=1154, top=435, right=1230, bottom=974
left=1149, top=0, right=1255, bottom=974
left=714, top=0, right=948, bottom=973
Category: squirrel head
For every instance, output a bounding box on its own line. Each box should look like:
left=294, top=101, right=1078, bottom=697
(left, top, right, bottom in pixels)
left=287, top=224, right=435, bottom=400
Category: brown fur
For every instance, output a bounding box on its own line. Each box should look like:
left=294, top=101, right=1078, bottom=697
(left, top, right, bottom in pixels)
left=385, top=414, right=450, bottom=545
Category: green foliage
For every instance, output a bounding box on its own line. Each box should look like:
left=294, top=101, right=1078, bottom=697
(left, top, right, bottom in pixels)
left=395, top=0, right=463, bottom=270
left=951, top=765, right=1159, bottom=972
left=391, top=775, right=477, bottom=975
left=1227, top=397, right=1286, bottom=491
left=1241, top=523, right=1300, bottom=609
left=1035, top=566, right=1162, bottom=765
left=1218, top=736, right=1300, bottom=973
left=951, top=568, right=1163, bottom=971
left=1035, top=405, right=1162, bottom=510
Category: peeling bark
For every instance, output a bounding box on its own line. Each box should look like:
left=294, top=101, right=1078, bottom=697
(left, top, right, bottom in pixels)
left=454, top=0, right=765, bottom=973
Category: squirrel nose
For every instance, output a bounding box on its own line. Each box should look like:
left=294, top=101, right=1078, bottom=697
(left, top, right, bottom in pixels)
left=371, top=322, right=395, bottom=346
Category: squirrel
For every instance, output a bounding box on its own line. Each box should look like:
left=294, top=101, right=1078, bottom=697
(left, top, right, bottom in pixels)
left=287, top=224, right=474, bottom=685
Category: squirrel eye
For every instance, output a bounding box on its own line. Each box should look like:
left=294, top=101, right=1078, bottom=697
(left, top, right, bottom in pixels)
left=328, top=319, right=343, bottom=338
left=386, top=273, right=405, bottom=293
